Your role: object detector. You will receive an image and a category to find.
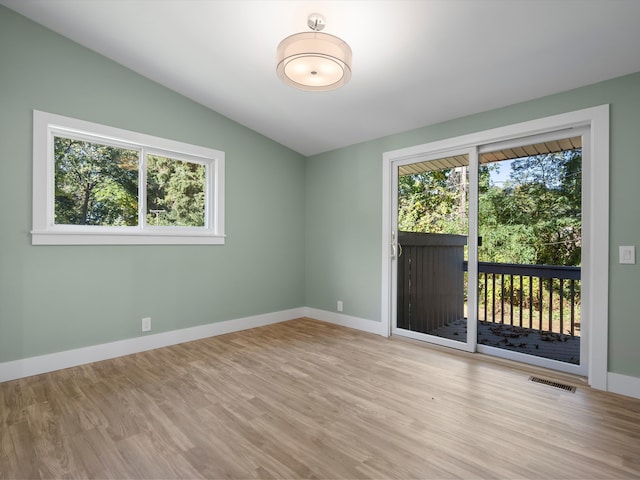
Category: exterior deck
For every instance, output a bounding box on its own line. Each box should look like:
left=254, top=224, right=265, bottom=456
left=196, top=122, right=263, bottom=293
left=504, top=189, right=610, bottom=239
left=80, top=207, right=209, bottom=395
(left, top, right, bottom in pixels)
left=397, top=231, right=581, bottom=365
left=430, top=319, right=580, bottom=364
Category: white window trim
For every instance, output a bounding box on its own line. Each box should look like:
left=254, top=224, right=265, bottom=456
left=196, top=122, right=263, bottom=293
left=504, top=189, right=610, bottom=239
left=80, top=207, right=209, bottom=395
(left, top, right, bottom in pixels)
left=32, top=110, right=225, bottom=245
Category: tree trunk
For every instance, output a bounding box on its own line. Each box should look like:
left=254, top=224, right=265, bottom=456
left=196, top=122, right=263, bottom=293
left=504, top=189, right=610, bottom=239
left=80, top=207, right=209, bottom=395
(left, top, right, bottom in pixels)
left=81, top=187, right=91, bottom=225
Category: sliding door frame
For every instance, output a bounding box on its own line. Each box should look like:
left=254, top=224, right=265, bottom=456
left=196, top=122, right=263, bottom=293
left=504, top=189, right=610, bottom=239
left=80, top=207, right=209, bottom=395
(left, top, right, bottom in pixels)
left=381, top=105, right=609, bottom=390
left=390, top=147, right=478, bottom=353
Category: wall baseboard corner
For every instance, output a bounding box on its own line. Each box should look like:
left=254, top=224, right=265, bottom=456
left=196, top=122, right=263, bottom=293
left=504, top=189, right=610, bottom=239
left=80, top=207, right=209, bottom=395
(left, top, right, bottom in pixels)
left=304, top=307, right=384, bottom=336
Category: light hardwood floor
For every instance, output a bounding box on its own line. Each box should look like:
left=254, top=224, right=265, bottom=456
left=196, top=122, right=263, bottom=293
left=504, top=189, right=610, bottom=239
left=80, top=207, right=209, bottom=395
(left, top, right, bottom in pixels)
left=1, top=318, right=639, bottom=479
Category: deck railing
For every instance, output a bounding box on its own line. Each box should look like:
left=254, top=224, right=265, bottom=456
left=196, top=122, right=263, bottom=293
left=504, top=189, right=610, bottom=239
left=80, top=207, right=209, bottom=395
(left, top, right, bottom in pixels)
left=465, top=261, right=581, bottom=337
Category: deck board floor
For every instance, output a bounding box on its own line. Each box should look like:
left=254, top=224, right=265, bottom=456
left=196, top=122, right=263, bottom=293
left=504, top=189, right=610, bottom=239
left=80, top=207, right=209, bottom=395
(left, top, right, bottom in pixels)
left=430, top=319, right=580, bottom=364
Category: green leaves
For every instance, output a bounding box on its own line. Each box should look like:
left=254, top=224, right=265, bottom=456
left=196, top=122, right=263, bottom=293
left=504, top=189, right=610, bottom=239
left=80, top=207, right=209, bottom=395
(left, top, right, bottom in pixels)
left=146, top=155, right=206, bottom=227
left=54, top=137, right=139, bottom=225
left=397, top=166, right=468, bottom=235
left=398, top=150, right=582, bottom=268
left=480, top=150, right=582, bottom=267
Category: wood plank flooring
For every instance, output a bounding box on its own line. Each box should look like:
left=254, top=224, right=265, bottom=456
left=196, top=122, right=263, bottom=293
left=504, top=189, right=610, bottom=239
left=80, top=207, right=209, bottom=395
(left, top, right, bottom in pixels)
left=1, top=318, right=639, bottom=479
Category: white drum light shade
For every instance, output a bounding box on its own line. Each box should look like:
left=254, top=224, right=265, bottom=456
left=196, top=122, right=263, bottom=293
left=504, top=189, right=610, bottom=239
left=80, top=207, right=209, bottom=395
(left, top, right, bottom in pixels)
left=276, top=32, right=352, bottom=91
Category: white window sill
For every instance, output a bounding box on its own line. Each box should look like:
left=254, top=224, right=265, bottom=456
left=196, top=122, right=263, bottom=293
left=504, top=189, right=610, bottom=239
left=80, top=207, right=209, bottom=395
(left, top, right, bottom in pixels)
left=31, top=230, right=226, bottom=245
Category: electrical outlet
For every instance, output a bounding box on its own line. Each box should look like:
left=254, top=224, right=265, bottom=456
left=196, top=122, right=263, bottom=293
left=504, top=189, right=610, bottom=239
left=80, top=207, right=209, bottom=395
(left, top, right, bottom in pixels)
left=337, top=301, right=343, bottom=312
left=142, top=317, right=151, bottom=332
left=619, top=245, right=636, bottom=264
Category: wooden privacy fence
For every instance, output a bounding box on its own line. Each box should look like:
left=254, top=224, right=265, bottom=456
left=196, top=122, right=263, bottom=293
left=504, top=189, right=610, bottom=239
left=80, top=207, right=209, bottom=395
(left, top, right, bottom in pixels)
left=397, top=232, right=467, bottom=334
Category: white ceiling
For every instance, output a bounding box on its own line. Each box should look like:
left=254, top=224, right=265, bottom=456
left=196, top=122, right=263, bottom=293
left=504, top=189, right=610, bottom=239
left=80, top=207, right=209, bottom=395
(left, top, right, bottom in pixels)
left=3, top=0, right=640, bottom=156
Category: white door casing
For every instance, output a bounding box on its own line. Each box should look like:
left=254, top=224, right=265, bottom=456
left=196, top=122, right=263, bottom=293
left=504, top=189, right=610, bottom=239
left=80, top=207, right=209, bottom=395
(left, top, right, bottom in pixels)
left=381, top=105, right=609, bottom=389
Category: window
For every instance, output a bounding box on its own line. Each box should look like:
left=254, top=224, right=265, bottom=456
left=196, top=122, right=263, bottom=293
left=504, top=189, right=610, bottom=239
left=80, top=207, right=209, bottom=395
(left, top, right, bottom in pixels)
left=32, top=111, right=225, bottom=245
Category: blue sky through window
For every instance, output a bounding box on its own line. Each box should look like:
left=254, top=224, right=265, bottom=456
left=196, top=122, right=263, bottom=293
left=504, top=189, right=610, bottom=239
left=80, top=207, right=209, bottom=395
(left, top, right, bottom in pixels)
left=489, top=159, right=514, bottom=186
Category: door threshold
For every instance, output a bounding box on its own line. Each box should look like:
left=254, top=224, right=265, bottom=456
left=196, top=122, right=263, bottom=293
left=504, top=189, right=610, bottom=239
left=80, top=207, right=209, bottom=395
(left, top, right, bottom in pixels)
left=390, top=333, right=588, bottom=387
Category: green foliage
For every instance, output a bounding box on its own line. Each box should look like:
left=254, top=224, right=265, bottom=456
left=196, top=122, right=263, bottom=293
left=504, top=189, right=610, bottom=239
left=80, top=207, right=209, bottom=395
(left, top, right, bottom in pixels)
left=478, top=150, right=581, bottom=266
left=146, top=155, right=206, bottom=227
left=397, top=166, right=468, bottom=235
left=54, top=137, right=138, bottom=225
left=397, top=150, right=582, bottom=267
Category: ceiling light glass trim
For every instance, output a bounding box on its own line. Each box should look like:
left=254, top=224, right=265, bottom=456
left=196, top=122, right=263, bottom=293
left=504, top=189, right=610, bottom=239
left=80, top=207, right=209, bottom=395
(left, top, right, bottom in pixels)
left=276, top=15, right=352, bottom=91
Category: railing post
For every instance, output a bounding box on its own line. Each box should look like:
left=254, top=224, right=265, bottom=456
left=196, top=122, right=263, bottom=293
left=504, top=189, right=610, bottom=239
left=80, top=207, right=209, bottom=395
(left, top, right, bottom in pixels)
left=492, top=274, right=496, bottom=324
left=500, top=273, right=505, bottom=325
left=560, top=278, right=564, bottom=335
left=528, top=275, right=533, bottom=329
left=570, top=279, right=576, bottom=337
left=538, top=277, right=543, bottom=332
left=519, top=275, right=523, bottom=327
left=483, top=272, right=488, bottom=322
left=509, top=274, right=514, bottom=326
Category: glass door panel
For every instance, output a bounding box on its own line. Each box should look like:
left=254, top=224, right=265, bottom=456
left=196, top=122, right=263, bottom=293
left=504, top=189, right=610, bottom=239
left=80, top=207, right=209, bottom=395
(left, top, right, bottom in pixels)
left=395, top=153, right=471, bottom=348
left=476, top=137, right=583, bottom=367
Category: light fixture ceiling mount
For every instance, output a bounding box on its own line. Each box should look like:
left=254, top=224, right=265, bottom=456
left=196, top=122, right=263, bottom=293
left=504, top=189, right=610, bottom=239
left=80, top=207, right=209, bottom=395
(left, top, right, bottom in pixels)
left=276, top=14, right=352, bottom=92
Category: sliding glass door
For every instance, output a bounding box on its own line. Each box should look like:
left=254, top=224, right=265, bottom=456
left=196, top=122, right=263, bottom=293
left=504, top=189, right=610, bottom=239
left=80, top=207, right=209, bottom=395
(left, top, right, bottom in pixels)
left=388, top=133, right=586, bottom=375
left=392, top=148, right=478, bottom=352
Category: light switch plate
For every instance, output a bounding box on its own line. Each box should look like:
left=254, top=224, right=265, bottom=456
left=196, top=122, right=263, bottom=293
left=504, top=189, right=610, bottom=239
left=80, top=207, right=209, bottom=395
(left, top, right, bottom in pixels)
left=619, top=246, right=635, bottom=264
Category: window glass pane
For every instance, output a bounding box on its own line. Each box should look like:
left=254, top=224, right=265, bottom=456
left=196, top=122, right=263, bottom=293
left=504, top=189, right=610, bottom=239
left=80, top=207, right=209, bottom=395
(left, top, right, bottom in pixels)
left=146, top=155, right=206, bottom=227
left=54, top=136, right=139, bottom=226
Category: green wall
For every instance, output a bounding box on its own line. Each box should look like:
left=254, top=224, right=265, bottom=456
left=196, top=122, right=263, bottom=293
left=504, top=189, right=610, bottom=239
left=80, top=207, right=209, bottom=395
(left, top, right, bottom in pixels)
left=0, top=6, right=306, bottom=363
left=305, top=72, right=640, bottom=379
left=2, top=6, right=639, bottom=382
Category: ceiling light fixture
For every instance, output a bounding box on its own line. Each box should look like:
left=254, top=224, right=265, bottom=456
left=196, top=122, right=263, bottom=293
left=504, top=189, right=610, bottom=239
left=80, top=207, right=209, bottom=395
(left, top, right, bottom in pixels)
left=276, top=14, right=352, bottom=91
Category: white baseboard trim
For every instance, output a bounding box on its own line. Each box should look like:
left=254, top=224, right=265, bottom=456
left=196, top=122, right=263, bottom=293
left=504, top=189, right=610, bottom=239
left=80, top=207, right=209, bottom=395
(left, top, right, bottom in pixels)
left=607, top=372, right=640, bottom=400
left=0, top=307, right=305, bottom=383
left=6, top=306, right=635, bottom=400
left=304, top=307, right=385, bottom=336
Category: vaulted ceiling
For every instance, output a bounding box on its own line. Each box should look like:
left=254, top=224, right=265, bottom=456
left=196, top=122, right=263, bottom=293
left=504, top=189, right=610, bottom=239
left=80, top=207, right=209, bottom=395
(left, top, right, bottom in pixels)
left=3, top=0, right=640, bottom=156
